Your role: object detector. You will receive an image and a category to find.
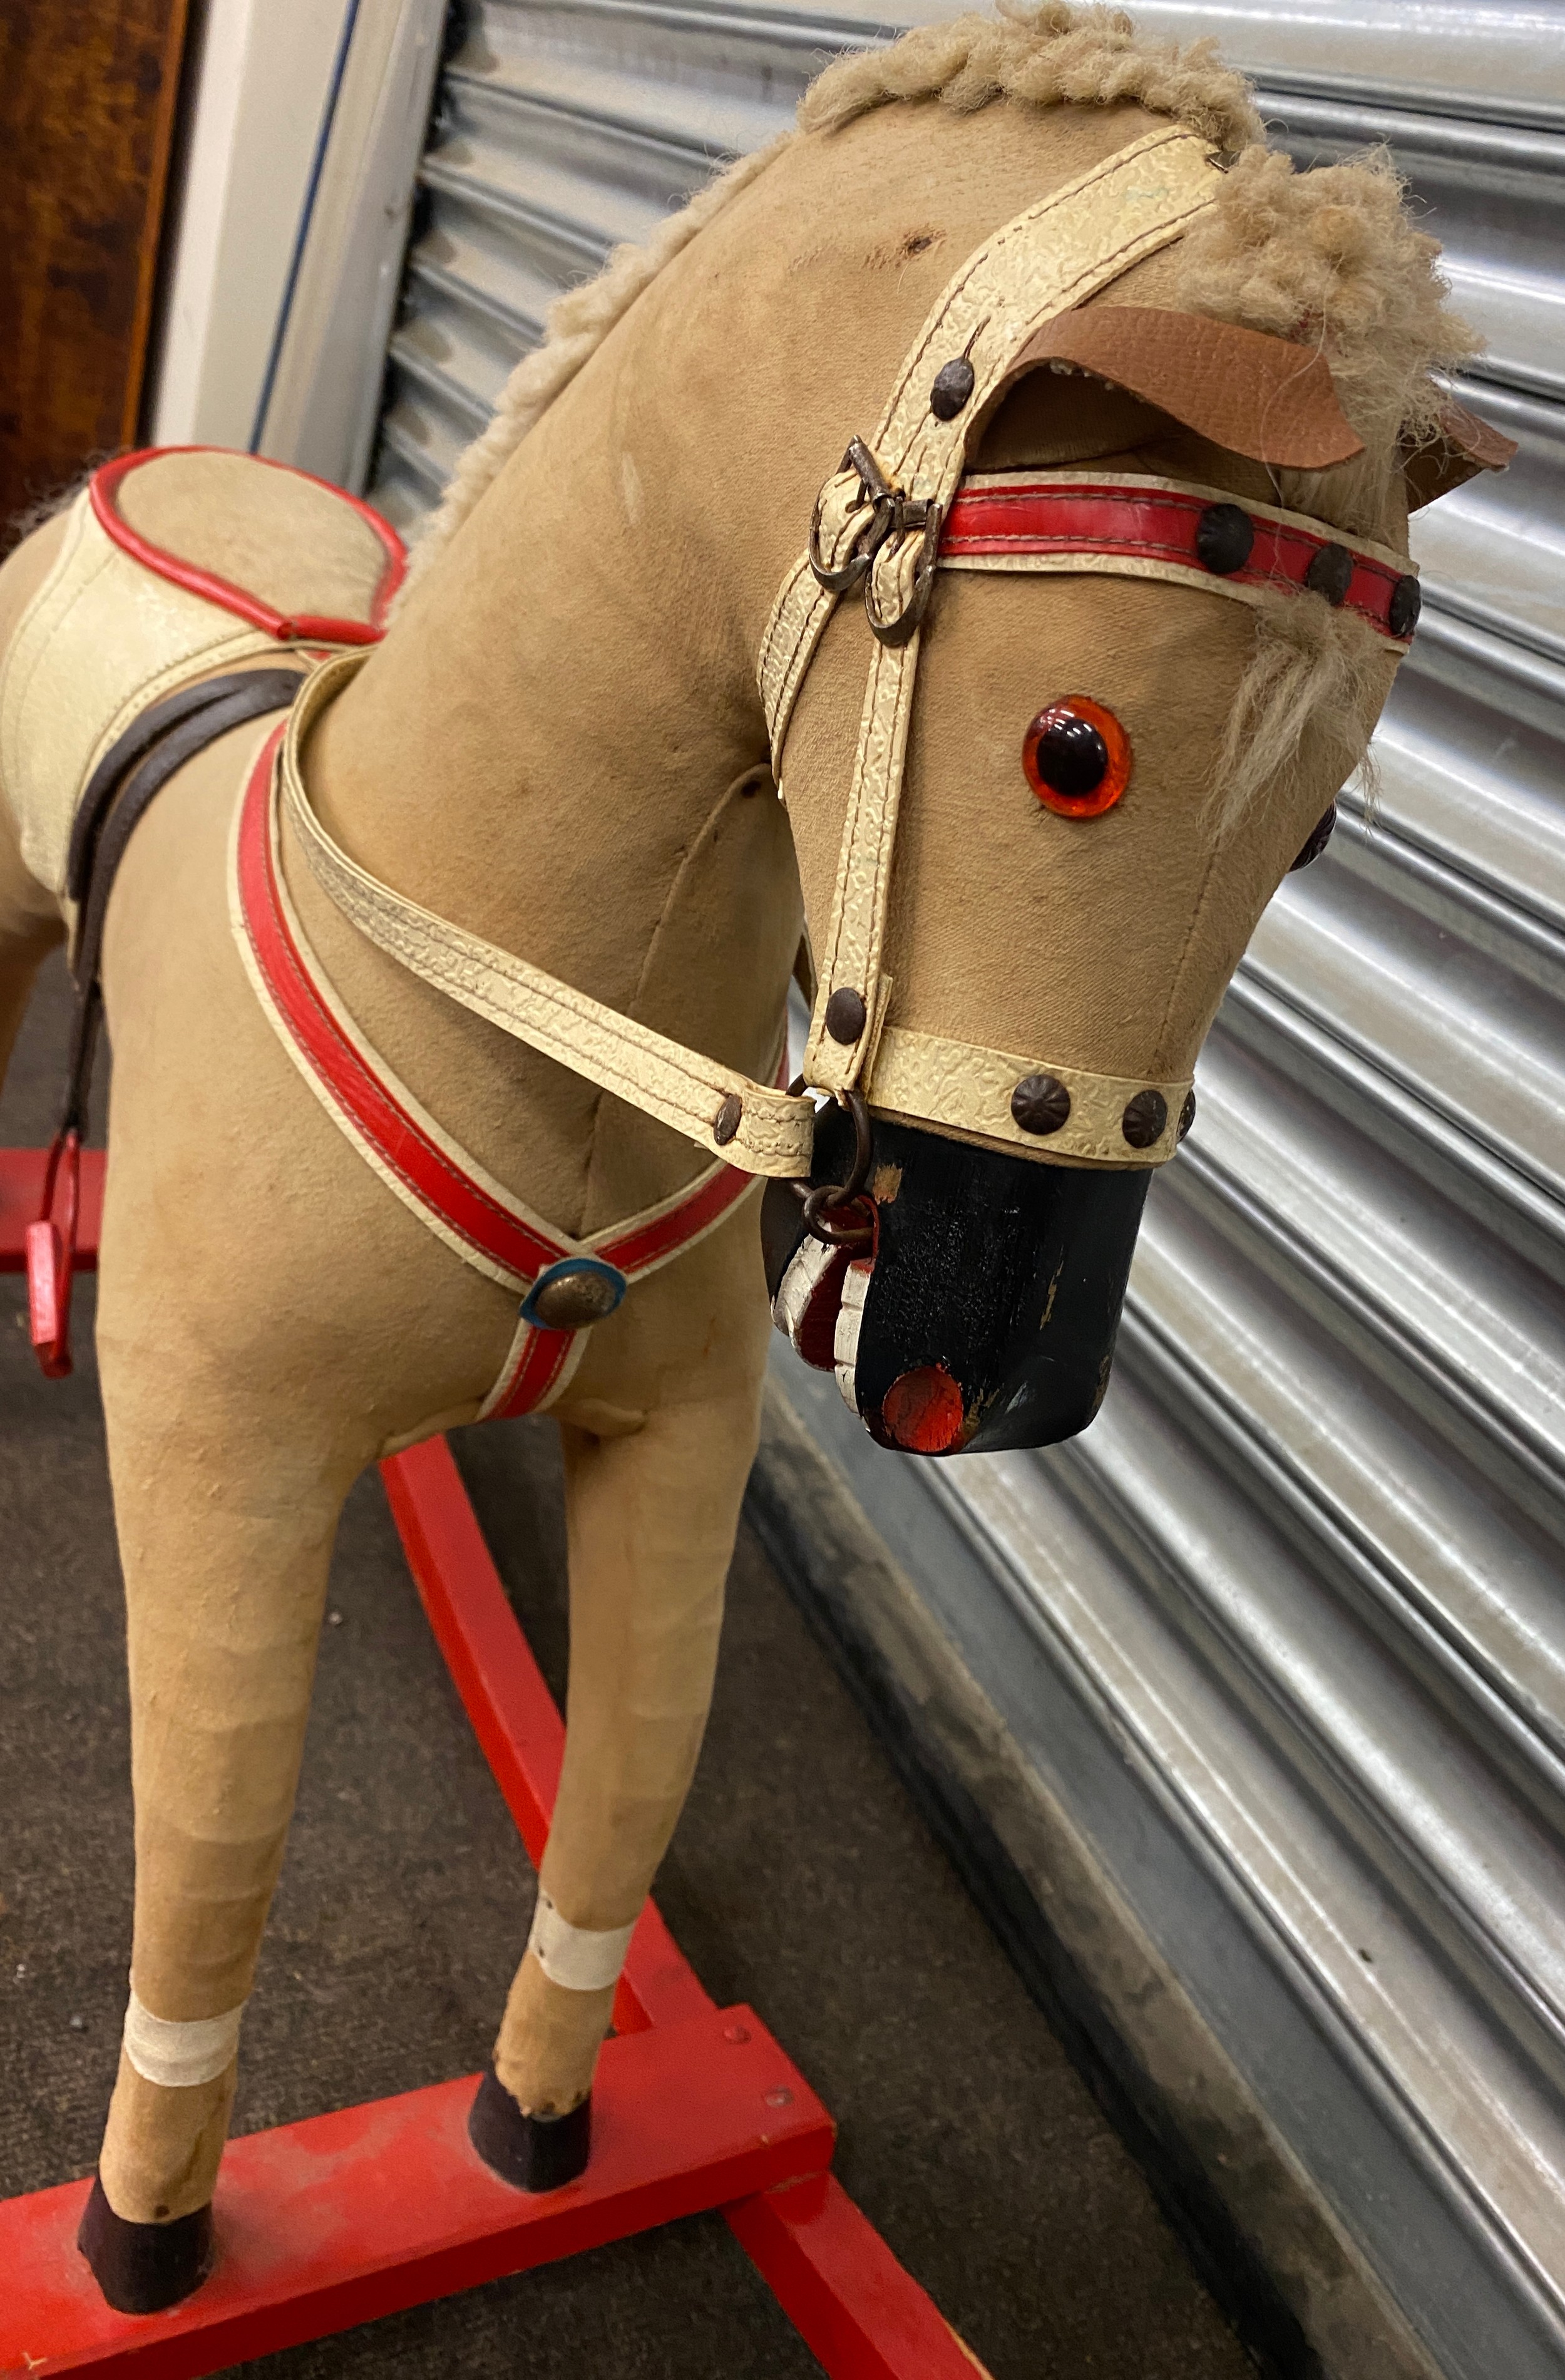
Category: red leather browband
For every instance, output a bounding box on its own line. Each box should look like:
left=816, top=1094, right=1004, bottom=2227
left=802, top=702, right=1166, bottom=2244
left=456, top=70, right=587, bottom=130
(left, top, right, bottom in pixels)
left=940, top=477, right=1420, bottom=642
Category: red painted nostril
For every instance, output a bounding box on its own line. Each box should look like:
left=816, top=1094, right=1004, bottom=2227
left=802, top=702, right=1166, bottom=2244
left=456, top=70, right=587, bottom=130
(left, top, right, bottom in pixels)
left=882, top=1366, right=965, bottom=1454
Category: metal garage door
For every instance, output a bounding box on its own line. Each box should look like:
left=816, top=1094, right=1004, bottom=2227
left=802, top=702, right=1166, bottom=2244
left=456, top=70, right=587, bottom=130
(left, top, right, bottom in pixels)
left=364, top=6, right=1565, bottom=2371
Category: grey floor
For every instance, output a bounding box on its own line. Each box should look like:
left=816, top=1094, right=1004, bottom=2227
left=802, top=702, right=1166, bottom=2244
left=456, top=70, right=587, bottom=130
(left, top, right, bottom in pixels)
left=0, top=954, right=1254, bottom=2377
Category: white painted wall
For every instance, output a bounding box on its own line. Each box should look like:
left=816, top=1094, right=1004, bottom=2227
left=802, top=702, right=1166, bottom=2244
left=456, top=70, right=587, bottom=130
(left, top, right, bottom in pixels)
left=146, top=0, right=354, bottom=450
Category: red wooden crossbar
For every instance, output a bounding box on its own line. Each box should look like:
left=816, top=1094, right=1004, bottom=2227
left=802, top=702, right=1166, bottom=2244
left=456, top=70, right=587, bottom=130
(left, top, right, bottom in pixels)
left=0, top=1150, right=988, bottom=2380
left=0, top=2014, right=830, bottom=2379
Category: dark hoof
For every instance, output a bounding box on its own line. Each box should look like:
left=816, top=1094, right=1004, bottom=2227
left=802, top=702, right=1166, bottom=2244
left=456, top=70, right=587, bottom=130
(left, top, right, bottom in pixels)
left=77, top=2175, right=215, bottom=2314
left=468, top=2068, right=591, bottom=2192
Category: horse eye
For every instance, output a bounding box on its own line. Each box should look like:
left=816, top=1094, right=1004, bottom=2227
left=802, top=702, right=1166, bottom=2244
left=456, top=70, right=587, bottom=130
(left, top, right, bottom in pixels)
left=1024, top=698, right=1132, bottom=818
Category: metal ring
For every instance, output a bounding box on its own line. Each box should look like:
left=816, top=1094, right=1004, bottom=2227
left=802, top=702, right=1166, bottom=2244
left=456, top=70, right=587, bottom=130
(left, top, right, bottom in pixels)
left=801, top=1188, right=876, bottom=1249
left=800, top=1087, right=876, bottom=1249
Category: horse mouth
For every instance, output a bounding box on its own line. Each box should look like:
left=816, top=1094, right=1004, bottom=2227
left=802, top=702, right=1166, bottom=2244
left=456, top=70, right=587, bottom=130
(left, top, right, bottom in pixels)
left=762, top=1107, right=1151, bottom=1457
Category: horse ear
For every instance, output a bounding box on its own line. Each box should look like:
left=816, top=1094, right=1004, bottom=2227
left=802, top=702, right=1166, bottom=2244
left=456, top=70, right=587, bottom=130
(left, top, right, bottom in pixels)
left=1402, top=394, right=1517, bottom=511
left=1002, top=306, right=1364, bottom=469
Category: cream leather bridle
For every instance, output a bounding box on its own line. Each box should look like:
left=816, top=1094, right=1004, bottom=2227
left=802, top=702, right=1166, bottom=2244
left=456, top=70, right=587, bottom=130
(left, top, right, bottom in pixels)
left=285, top=124, right=1224, bottom=1178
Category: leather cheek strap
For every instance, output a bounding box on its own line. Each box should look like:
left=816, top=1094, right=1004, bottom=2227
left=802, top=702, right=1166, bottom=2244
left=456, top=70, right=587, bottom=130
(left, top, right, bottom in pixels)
left=754, top=125, right=1225, bottom=1107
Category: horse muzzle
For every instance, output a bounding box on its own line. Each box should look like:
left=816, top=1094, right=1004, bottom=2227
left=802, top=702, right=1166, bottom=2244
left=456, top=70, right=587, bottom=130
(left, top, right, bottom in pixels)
left=762, top=1102, right=1151, bottom=1457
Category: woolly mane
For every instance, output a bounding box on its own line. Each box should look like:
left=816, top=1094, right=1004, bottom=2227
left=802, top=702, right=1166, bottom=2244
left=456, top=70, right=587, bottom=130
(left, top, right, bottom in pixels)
left=401, top=3, right=1477, bottom=824
left=405, top=3, right=1472, bottom=599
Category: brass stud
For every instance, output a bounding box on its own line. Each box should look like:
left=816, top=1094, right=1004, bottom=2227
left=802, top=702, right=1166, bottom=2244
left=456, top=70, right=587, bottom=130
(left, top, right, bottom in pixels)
left=1388, top=574, right=1421, bottom=639
left=1122, top=1088, right=1167, bottom=1149
left=1010, top=1073, right=1071, bottom=1135
left=930, top=357, right=976, bottom=420
left=531, top=1270, right=625, bottom=1329
left=1305, top=542, right=1353, bottom=606
left=825, top=987, right=868, bottom=1044
left=1194, top=503, right=1254, bottom=575
left=713, top=1093, right=744, bottom=1146
left=1178, top=1090, right=1196, bottom=1142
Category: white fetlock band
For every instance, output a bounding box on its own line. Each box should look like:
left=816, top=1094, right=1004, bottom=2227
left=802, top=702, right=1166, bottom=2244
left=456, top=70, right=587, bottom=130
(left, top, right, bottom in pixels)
left=526, top=1889, right=638, bottom=1993
left=123, top=1987, right=247, bottom=2089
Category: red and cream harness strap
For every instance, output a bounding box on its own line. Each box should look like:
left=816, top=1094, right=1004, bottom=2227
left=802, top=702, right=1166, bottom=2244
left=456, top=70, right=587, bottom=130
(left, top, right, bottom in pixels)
left=228, top=724, right=769, bottom=1418
left=940, top=470, right=1420, bottom=636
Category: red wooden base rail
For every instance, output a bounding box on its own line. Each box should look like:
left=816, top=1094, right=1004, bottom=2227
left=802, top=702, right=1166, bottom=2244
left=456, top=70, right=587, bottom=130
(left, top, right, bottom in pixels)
left=0, top=2014, right=830, bottom=2379
left=0, top=1150, right=988, bottom=2380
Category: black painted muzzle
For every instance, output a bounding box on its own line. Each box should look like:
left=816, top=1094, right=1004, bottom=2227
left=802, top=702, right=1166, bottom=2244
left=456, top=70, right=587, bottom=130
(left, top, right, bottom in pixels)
left=762, top=1103, right=1150, bottom=1457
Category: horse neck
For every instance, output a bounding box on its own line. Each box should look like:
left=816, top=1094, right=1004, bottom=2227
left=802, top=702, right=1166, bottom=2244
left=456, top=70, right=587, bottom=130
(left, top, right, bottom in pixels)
left=309, top=369, right=766, bottom=1038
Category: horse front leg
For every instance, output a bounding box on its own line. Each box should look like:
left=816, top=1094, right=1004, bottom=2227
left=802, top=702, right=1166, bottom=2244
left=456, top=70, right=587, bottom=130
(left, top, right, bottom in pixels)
left=82, top=1361, right=354, bottom=2310
left=474, top=1381, right=762, bottom=2183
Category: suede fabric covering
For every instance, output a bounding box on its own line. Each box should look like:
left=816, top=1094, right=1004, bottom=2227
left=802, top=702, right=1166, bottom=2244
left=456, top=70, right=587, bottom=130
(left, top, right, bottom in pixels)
left=114, top=451, right=394, bottom=624
left=0, top=961, right=1254, bottom=2379
left=0, top=83, right=1416, bottom=2243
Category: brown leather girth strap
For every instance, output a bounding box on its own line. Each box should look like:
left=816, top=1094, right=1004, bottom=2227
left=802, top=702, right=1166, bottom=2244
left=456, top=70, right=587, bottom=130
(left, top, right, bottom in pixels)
left=60, top=667, right=306, bottom=1135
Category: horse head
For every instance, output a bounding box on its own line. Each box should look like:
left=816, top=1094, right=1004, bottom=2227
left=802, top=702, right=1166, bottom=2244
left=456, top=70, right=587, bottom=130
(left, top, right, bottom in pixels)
left=741, top=80, right=1509, bottom=1456
left=395, top=13, right=1509, bottom=1463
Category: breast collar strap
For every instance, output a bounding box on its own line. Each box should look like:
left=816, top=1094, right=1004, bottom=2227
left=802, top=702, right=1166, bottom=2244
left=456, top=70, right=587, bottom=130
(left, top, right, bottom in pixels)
left=230, top=725, right=771, bottom=1419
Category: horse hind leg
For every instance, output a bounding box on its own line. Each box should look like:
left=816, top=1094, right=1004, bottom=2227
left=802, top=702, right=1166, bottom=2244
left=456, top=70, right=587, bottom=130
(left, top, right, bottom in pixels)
left=0, top=790, right=64, bottom=1100
left=473, top=1378, right=762, bottom=2185
left=0, top=513, right=73, bottom=1099
left=81, top=1345, right=355, bottom=2312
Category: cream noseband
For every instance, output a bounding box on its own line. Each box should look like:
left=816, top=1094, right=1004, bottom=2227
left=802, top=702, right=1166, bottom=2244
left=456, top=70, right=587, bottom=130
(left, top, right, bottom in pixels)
left=285, top=124, right=1234, bottom=1180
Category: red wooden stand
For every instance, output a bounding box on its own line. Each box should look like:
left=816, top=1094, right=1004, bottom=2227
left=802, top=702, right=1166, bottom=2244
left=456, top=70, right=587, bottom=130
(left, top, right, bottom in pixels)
left=0, top=1158, right=988, bottom=2380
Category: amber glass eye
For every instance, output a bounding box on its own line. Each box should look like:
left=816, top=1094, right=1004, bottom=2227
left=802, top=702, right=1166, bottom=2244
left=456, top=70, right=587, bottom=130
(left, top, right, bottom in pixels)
left=1023, top=697, right=1132, bottom=818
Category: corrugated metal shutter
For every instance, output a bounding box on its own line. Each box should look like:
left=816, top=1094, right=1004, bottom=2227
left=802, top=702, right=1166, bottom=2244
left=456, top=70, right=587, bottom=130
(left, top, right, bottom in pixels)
left=366, top=6, right=1565, bottom=2366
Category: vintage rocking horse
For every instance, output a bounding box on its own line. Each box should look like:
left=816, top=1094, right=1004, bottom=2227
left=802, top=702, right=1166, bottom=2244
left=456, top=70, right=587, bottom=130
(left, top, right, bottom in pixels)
left=0, top=0, right=1510, bottom=2316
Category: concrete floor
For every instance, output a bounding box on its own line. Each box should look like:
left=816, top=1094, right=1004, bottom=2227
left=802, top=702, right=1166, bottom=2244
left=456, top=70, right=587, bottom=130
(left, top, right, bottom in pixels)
left=0, top=954, right=1255, bottom=2377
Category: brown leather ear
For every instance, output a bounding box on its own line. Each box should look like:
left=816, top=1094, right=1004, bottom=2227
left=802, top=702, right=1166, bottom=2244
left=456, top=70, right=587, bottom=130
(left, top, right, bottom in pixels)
left=1403, top=395, right=1517, bottom=511
left=1003, top=306, right=1364, bottom=469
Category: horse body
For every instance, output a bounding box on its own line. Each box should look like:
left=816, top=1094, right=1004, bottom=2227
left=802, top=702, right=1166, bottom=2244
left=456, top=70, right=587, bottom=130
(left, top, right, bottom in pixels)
left=0, top=12, right=1500, bottom=2310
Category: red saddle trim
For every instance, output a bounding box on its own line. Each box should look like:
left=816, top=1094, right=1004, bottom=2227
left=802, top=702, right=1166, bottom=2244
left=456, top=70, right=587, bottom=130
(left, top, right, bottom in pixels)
left=236, top=733, right=760, bottom=1415
left=92, top=448, right=407, bottom=646
left=941, top=479, right=1414, bottom=639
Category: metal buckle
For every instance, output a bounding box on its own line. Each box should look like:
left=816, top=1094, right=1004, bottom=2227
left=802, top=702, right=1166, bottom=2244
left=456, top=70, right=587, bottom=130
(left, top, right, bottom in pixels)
left=808, top=438, right=899, bottom=594
left=807, top=439, right=944, bottom=644
left=864, top=498, right=943, bottom=647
